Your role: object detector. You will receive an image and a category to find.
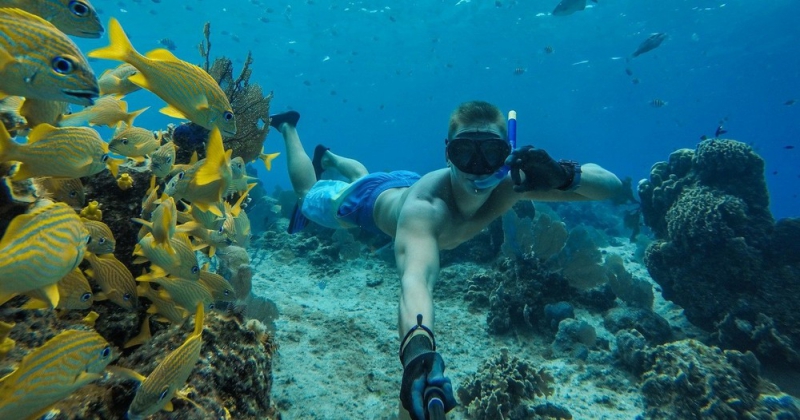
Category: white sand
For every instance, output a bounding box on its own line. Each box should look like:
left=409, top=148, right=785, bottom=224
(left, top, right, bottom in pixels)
left=249, top=235, right=700, bottom=420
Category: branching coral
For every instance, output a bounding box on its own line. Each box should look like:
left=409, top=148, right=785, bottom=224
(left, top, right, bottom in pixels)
left=457, top=348, right=556, bottom=420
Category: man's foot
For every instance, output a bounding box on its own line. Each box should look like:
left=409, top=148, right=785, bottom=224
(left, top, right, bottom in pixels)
left=312, top=144, right=329, bottom=180
left=269, top=111, right=300, bottom=129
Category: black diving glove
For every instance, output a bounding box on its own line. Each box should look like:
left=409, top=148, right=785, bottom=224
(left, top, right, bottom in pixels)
left=506, top=145, right=578, bottom=192
left=400, top=333, right=457, bottom=420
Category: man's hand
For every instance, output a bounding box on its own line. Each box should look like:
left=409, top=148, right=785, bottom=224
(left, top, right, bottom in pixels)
left=401, top=350, right=457, bottom=420
left=507, top=146, right=570, bottom=192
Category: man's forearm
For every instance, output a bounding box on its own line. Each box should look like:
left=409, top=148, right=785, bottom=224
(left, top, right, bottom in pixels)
left=398, top=274, right=435, bottom=338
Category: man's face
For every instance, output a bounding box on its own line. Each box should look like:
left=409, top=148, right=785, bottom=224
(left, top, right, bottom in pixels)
left=446, top=123, right=510, bottom=177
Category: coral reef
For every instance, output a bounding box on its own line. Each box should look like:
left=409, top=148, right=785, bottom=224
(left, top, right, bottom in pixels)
left=638, top=139, right=800, bottom=366
left=457, top=348, right=562, bottom=420
left=628, top=338, right=800, bottom=419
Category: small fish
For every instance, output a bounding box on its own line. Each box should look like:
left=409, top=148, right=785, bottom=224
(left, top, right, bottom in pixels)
left=0, top=0, right=104, bottom=38
left=134, top=232, right=201, bottom=281
left=513, top=67, right=526, bottom=75
left=118, top=305, right=204, bottom=420
left=164, top=127, right=233, bottom=217
left=138, top=270, right=213, bottom=314
left=59, top=95, right=148, bottom=128
left=138, top=283, right=188, bottom=324
left=785, top=145, right=795, bottom=150
left=132, top=195, right=178, bottom=254
left=0, top=123, right=120, bottom=181
left=0, top=96, right=25, bottom=131
left=19, top=97, right=69, bottom=127
left=650, top=98, right=667, bottom=108
left=226, top=157, right=258, bottom=197
left=98, top=63, right=142, bottom=97
left=178, top=220, right=233, bottom=257
left=109, top=123, right=161, bottom=158
left=259, top=150, right=280, bottom=171
left=88, top=18, right=237, bottom=136
left=631, top=33, right=667, bottom=58
left=0, top=201, right=89, bottom=307
left=544, top=45, right=554, bottom=54
left=625, top=67, right=633, bottom=76
left=715, top=125, right=727, bottom=138
left=0, top=8, right=99, bottom=105
left=150, top=141, right=178, bottom=178
left=81, top=218, right=116, bottom=254
left=158, top=37, right=176, bottom=51
left=198, top=267, right=235, bottom=302
left=785, top=99, right=796, bottom=106
left=552, top=0, right=596, bottom=16
left=0, top=330, right=113, bottom=420
left=84, top=252, right=138, bottom=310
left=230, top=185, right=253, bottom=247
left=41, top=177, right=86, bottom=208
left=140, top=176, right=160, bottom=220
left=23, top=267, right=94, bottom=310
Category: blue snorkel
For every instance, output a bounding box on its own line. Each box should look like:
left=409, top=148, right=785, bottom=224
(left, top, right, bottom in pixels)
left=472, top=110, right=517, bottom=190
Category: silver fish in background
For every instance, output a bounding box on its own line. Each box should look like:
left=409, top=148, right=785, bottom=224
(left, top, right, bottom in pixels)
left=552, top=0, right=597, bottom=16
left=0, top=0, right=104, bottom=38
left=0, top=8, right=99, bottom=105
left=631, top=33, right=668, bottom=58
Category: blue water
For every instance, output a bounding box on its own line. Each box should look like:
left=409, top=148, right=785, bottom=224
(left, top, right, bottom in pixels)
left=76, top=0, right=800, bottom=219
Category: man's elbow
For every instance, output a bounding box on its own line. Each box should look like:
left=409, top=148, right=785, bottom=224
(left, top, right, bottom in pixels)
left=580, top=164, right=623, bottom=201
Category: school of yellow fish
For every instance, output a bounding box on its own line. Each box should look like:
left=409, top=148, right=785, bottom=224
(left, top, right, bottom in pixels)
left=0, top=1, right=274, bottom=418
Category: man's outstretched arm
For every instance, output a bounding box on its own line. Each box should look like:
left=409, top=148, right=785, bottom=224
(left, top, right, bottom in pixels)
left=393, top=200, right=457, bottom=420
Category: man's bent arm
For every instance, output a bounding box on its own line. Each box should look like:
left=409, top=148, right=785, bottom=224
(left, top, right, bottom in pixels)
left=394, top=201, right=443, bottom=337
left=523, top=163, right=622, bottom=202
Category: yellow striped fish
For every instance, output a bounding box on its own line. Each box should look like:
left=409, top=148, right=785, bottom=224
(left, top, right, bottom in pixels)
left=0, top=0, right=103, bottom=38
left=132, top=195, right=177, bottom=254
left=88, top=18, right=236, bottom=136
left=149, top=141, right=177, bottom=178
left=123, top=305, right=204, bottom=420
left=109, top=123, right=161, bottom=158
left=177, top=220, right=233, bottom=257
left=0, top=201, right=89, bottom=307
left=134, top=232, right=200, bottom=281
left=59, top=95, right=148, bottom=128
left=0, top=321, right=14, bottom=360
left=41, top=177, right=85, bottom=208
left=23, top=267, right=94, bottom=310
left=226, top=156, right=258, bottom=197
left=0, top=123, right=120, bottom=180
left=20, top=97, right=69, bottom=127
left=98, top=63, right=141, bottom=97
left=0, top=96, right=25, bottom=131
left=164, top=127, right=233, bottom=217
left=0, top=8, right=99, bottom=105
left=84, top=252, right=138, bottom=310
left=81, top=218, right=116, bottom=255
left=198, top=268, right=235, bottom=302
left=259, top=149, right=281, bottom=171
left=139, top=272, right=213, bottom=315
left=0, top=329, right=114, bottom=420
left=138, top=283, right=188, bottom=325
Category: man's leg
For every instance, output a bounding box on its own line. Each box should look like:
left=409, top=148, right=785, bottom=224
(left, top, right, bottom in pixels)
left=271, top=111, right=316, bottom=199
left=320, top=150, right=369, bottom=182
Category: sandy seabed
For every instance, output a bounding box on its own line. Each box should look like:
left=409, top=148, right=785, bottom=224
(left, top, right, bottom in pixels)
left=248, top=237, right=703, bottom=420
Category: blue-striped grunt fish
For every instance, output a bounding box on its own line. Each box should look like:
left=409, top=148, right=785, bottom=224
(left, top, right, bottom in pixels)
left=0, top=201, right=89, bottom=307
left=59, top=95, right=148, bottom=128
left=0, top=8, right=99, bottom=105
left=132, top=195, right=177, bottom=254
left=198, top=268, right=235, bottom=302
left=134, top=232, right=200, bottom=281
left=0, top=329, right=114, bottom=419
left=109, top=123, right=161, bottom=158
left=41, top=177, right=86, bottom=208
left=84, top=252, right=138, bottom=310
left=149, top=141, right=177, bottom=178
left=23, top=267, right=94, bottom=310
left=81, top=218, right=116, bottom=255
left=0, top=123, right=121, bottom=180
left=138, top=283, right=188, bottom=325
left=177, top=220, right=233, bottom=258
left=0, top=0, right=103, bottom=38
left=123, top=305, right=204, bottom=419
left=19, top=97, right=69, bottom=127
left=0, top=321, right=14, bottom=360
left=88, top=18, right=236, bottom=136
left=138, top=270, right=213, bottom=315
left=164, top=127, right=233, bottom=217
left=98, top=63, right=141, bottom=97
left=225, top=156, right=258, bottom=197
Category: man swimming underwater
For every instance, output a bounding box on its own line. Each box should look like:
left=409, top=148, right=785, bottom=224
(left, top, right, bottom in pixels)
left=270, top=101, right=621, bottom=419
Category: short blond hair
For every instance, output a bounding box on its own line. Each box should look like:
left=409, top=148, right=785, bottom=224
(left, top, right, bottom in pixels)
left=447, top=101, right=507, bottom=139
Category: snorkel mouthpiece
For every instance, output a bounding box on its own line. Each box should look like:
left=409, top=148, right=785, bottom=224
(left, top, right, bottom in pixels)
left=472, top=110, right=517, bottom=190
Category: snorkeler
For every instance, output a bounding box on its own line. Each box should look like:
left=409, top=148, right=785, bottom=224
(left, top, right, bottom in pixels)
left=270, top=101, right=622, bottom=420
